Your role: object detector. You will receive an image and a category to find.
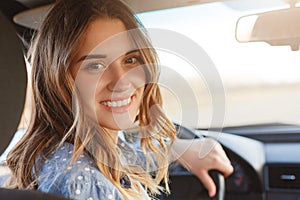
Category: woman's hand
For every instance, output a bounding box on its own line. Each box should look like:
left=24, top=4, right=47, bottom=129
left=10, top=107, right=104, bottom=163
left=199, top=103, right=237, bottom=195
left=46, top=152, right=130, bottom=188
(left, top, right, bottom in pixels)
left=170, top=137, right=234, bottom=197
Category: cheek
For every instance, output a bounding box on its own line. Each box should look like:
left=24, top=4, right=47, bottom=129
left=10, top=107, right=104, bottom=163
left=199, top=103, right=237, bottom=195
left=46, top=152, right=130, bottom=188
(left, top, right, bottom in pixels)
left=132, top=67, right=147, bottom=102
left=127, top=66, right=147, bottom=89
left=75, top=74, right=102, bottom=109
left=137, top=68, right=146, bottom=85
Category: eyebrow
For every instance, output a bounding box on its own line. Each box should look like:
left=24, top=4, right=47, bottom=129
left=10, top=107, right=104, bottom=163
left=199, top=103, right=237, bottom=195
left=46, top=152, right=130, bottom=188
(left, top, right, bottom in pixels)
left=125, top=49, right=139, bottom=55
left=76, top=50, right=140, bottom=63
left=77, top=54, right=107, bottom=63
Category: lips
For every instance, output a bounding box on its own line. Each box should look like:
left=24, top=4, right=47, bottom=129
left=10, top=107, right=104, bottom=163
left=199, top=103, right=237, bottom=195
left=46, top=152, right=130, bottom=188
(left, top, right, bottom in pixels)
left=101, top=96, right=132, bottom=108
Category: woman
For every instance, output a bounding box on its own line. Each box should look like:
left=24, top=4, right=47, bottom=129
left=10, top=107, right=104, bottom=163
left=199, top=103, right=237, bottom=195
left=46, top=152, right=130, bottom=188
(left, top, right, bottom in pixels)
left=7, top=0, right=233, bottom=199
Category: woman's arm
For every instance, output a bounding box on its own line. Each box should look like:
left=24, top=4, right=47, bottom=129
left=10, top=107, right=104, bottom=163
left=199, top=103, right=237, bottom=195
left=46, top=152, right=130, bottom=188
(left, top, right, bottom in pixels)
left=170, top=137, right=234, bottom=197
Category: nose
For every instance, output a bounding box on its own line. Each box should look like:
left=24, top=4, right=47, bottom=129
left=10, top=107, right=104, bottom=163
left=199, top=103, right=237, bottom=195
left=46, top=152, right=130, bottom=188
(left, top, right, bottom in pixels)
left=106, top=60, right=131, bottom=92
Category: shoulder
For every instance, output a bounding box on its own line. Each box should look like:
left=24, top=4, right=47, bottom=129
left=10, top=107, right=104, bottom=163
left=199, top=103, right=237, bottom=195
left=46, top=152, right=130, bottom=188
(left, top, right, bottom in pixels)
left=37, top=143, right=123, bottom=200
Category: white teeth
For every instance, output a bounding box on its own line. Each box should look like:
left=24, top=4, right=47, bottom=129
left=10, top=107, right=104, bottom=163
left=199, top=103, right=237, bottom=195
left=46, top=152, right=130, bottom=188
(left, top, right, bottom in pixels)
left=102, top=97, right=131, bottom=108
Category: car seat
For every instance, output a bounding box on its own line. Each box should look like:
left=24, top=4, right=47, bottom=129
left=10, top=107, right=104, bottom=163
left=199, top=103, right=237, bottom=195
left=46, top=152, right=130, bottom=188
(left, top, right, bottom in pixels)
left=0, top=11, right=69, bottom=200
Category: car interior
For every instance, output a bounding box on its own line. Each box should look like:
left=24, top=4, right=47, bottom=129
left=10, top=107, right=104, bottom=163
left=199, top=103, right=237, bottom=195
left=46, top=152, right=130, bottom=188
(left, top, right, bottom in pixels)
left=0, top=10, right=69, bottom=200
left=1, top=0, right=300, bottom=200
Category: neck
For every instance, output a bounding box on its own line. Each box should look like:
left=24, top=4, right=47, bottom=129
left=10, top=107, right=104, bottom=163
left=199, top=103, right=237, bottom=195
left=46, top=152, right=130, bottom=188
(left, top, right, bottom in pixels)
left=105, top=128, right=119, bottom=144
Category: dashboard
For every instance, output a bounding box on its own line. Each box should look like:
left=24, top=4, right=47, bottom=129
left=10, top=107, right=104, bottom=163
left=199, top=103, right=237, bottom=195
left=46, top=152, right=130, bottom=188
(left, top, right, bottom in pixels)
left=160, top=124, right=300, bottom=200
left=211, top=124, right=300, bottom=200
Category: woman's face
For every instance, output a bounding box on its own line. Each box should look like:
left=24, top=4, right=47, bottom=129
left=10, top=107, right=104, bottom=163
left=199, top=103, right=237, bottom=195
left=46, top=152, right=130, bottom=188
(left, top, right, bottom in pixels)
left=70, top=18, right=146, bottom=130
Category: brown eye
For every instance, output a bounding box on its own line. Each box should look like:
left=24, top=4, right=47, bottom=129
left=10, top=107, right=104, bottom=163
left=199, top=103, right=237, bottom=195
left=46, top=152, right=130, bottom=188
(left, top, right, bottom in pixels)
left=125, top=57, right=138, bottom=65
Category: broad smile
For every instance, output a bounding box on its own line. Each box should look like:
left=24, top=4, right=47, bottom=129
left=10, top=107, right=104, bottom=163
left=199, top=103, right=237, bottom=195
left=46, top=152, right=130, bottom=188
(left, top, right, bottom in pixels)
left=101, top=97, right=131, bottom=108
left=100, top=95, right=134, bottom=113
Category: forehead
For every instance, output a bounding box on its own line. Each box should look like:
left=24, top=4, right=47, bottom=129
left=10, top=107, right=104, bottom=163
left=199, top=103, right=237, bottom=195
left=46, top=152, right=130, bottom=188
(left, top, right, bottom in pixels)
left=75, top=18, right=136, bottom=60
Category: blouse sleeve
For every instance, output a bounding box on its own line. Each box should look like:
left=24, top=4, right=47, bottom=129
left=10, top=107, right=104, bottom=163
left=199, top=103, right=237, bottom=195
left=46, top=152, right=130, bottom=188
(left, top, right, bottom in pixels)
left=37, top=143, right=124, bottom=200
left=61, top=165, right=124, bottom=200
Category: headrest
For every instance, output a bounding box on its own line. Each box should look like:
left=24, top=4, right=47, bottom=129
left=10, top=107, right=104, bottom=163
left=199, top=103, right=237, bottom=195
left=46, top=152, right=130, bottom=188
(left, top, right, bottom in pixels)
left=0, top=12, right=27, bottom=154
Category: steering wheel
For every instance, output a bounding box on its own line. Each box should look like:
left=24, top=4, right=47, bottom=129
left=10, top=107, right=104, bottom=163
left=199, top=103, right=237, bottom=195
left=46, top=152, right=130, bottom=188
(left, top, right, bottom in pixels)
left=158, top=123, right=225, bottom=200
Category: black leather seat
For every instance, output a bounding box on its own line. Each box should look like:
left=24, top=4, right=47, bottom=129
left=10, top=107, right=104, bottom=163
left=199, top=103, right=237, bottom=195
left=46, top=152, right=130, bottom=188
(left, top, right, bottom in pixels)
left=0, top=11, right=68, bottom=200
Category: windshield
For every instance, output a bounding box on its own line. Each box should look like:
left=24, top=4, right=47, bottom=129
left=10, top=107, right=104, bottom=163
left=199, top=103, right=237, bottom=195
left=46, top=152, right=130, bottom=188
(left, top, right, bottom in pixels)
left=137, top=1, right=300, bottom=129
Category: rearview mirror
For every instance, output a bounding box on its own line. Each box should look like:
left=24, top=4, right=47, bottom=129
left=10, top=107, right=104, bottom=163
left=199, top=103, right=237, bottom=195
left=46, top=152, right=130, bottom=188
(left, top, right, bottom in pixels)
left=236, top=7, right=300, bottom=51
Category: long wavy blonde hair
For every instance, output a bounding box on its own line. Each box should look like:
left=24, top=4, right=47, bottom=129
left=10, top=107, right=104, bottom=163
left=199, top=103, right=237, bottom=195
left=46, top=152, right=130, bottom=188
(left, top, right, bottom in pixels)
left=7, top=0, right=176, bottom=199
